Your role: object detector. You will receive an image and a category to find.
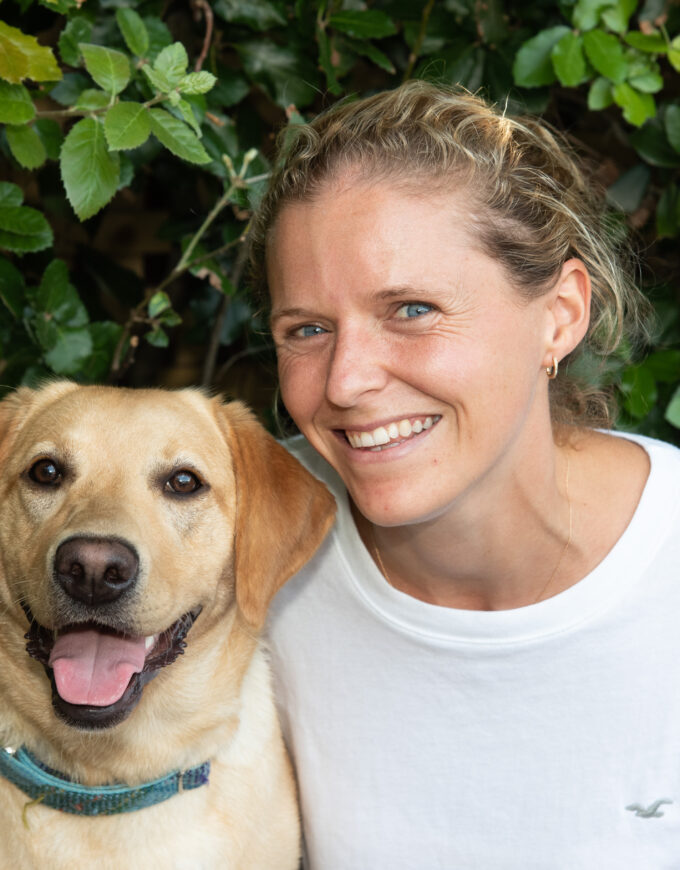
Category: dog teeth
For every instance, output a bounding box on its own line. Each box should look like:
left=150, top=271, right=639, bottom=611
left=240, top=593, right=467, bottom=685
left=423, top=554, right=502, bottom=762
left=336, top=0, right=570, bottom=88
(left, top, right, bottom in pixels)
left=144, top=635, right=156, bottom=651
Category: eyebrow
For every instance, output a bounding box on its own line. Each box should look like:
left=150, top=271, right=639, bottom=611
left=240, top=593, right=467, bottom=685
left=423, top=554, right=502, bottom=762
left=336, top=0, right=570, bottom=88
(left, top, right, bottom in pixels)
left=270, top=285, right=444, bottom=325
left=269, top=306, right=318, bottom=325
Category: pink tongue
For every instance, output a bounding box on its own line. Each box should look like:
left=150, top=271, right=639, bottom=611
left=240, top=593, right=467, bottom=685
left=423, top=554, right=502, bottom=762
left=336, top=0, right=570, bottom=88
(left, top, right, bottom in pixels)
left=48, top=629, right=147, bottom=707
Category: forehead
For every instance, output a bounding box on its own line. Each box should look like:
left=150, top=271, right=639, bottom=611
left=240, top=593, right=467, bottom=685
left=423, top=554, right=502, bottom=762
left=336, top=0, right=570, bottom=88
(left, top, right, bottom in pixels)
left=267, top=177, right=491, bottom=307
left=13, top=388, right=224, bottom=468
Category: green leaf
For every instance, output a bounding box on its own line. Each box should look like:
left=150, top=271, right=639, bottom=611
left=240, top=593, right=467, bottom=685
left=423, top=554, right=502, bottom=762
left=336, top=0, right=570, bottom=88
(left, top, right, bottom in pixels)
left=0, top=182, right=23, bottom=208
left=6, top=124, right=46, bottom=169
left=35, top=119, right=63, bottom=161
left=145, top=326, right=169, bottom=347
left=49, top=72, right=89, bottom=107
left=0, top=204, right=53, bottom=253
left=669, top=36, right=680, bottom=73
left=588, top=76, right=613, bottom=109
left=612, top=82, right=656, bottom=126
left=655, top=184, right=679, bottom=237
left=79, top=43, right=130, bottom=96
left=0, top=81, right=35, bottom=124
left=606, top=164, right=650, bottom=212
left=143, top=17, right=173, bottom=63
left=178, top=71, right=217, bottom=95
left=214, top=0, right=286, bottom=30
left=87, top=321, right=124, bottom=381
left=664, top=384, right=680, bottom=428
left=58, top=16, right=92, bottom=67
left=60, top=117, right=121, bottom=220
left=35, top=259, right=88, bottom=326
left=43, top=327, right=93, bottom=375
left=208, top=67, right=250, bottom=107
left=630, top=120, right=680, bottom=167
left=475, top=0, right=509, bottom=45
left=341, top=36, right=395, bottom=73
left=116, top=8, right=149, bottom=58
left=624, top=31, right=666, bottom=52
left=627, top=68, right=663, bottom=93
left=551, top=32, right=586, bottom=87
left=317, top=26, right=341, bottom=95
left=572, top=0, right=609, bottom=30
left=236, top=40, right=318, bottom=108
left=75, top=89, right=111, bottom=110
left=141, top=63, right=171, bottom=94
left=644, top=350, right=680, bottom=383
left=665, top=105, right=680, bottom=154
left=601, top=0, right=636, bottom=33
left=148, top=108, right=210, bottom=164
left=620, top=364, right=656, bottom=418
left=512, top=26, right=570, bottom=87
left=0, top=21, right=62, bottom=84
left=153, top=43, right=188, bottom=90
left=0, top=255, right=25, bottom=318
left=175, top=99, right=201, bottom=137
left=328, top=10, right=397, bottom=39
left=583, top=30, right=627, bottom=83
left=104, top=102, right=151, bottom=150
left=148, top=290, right=171, bottom=317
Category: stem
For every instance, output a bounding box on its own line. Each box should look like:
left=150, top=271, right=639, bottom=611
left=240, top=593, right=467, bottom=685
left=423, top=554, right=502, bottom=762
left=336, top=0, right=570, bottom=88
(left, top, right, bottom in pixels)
left=201, top=238, right=250, bottom=387
left=403, top=0, right=435, bottom=82
left=175, top=182, right=237, bottom=274
left=194, top=0, right=214, bottom=72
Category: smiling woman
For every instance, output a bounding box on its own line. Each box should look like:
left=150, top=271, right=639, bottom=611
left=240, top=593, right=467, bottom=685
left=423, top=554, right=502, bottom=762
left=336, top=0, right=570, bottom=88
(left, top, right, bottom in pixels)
left=251, top=82, right=680, bottom=868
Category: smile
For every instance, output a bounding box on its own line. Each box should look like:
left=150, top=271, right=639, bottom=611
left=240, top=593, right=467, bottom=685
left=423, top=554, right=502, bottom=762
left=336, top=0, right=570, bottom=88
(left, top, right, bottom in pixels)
left=345, top=415, right=441, bottom=450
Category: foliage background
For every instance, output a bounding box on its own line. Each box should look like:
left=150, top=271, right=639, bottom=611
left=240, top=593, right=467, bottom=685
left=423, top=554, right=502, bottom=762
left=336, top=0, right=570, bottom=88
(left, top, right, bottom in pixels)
left=1, top=0, right=679, bottom=441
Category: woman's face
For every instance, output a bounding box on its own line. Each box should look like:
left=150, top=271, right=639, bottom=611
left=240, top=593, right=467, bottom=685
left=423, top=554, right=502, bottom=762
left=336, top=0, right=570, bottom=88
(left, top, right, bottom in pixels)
left=268, top=176, right=559, bottom=527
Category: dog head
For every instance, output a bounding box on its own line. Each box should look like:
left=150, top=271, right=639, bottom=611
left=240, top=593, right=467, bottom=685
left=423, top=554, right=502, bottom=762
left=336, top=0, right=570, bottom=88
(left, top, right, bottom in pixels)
left=0, top=383, right=335, bottom=732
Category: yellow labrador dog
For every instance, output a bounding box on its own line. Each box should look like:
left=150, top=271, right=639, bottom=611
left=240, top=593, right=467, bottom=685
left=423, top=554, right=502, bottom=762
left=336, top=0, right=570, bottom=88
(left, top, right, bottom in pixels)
left=0, top=382, right=335, bottom=870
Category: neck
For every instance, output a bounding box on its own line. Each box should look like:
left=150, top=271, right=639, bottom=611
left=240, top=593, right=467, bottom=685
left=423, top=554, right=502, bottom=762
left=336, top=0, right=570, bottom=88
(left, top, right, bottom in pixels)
left=355, top=435, right=579, bottom=611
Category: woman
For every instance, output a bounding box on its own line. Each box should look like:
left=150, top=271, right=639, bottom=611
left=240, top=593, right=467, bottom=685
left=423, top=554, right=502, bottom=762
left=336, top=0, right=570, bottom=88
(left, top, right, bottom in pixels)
left=251, top=82, right=680, bottom=867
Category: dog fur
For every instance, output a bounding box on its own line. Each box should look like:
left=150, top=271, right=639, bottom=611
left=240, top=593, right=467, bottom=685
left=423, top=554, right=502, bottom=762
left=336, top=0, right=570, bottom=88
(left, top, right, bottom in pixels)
left=0, top=382, right=335, bottom=870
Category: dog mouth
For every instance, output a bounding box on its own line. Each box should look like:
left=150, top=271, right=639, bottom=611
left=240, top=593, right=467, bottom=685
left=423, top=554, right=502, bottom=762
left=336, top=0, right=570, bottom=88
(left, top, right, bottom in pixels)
left=22, top=605, right=201, bottom=730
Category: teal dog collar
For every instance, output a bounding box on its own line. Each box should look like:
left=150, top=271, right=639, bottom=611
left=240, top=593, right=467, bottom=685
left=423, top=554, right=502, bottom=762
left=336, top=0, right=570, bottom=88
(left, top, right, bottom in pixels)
left=0, top=745, right=210, bottom=815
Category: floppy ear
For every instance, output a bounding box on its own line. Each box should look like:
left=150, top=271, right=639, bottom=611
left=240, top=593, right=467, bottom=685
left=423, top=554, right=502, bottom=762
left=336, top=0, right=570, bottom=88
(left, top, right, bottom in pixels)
left=215, top=400, right=336, bottom=629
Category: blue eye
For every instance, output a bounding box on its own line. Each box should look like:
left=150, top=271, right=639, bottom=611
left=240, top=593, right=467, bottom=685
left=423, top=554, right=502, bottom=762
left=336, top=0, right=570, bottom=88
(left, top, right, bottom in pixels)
left=294, top=324, right=327, bottom=338
left=396, top=302, right=433, bottom=319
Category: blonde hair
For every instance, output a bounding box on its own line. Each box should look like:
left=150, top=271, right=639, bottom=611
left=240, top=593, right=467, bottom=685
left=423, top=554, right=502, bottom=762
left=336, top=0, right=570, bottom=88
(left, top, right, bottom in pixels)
left=250, top=81, right=651, bottom=427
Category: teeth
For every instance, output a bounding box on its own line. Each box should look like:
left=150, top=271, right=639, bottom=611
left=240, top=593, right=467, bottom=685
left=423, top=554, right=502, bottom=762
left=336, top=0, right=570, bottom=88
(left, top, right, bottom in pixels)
left=398, top=420, right=412, bottom=438
left=145, top=635, right=156, bottom=651
left=345, top=415, right=440, bottom=450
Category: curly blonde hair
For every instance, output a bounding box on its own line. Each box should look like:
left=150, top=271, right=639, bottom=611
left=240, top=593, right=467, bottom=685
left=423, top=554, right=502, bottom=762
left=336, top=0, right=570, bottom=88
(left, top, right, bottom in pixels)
left=250, top=81, right=651, bottom=427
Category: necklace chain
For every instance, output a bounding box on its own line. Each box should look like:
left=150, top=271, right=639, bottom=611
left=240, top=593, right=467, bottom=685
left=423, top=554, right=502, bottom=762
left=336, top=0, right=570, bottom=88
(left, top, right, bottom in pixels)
left=370, top=454, right=573, bottom=606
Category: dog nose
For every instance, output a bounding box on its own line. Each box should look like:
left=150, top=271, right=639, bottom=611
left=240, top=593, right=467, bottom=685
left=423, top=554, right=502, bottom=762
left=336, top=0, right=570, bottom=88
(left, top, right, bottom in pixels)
left=54, top=537, right=139, bottom=605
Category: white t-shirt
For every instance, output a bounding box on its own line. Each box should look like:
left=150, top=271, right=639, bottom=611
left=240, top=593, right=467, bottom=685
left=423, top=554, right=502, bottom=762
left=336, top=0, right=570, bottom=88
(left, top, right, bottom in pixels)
left=267, top=433, right=680, bottom=870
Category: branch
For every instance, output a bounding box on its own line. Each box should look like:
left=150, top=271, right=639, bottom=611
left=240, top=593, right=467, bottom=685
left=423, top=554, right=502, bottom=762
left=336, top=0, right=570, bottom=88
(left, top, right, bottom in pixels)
left=201, top=237, right=250, bottom=388
left=193, top=0, right=214, bottom=72
left=403, top=0, right=435, bottom=82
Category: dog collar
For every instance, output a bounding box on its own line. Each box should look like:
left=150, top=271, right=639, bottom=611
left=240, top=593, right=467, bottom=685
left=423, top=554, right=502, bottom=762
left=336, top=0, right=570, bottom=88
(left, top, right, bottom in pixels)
left=0, top=745, right=210, bottom=815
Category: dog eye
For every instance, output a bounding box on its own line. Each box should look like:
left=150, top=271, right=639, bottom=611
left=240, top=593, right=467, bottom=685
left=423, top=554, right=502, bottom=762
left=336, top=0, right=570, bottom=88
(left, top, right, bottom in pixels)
left=165, top=470, right=202, bottom=495
left=28, top=458, right=63, bottom=486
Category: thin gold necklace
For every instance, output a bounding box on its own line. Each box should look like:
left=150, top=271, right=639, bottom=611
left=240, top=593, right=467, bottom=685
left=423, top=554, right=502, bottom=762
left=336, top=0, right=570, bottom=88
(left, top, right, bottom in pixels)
left=370, top=454, right=573, bottom=606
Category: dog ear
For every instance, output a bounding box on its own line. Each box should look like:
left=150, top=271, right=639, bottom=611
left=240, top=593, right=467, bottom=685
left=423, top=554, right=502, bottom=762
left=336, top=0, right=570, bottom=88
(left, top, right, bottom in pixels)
left=215, top=401, right=336, bottom=629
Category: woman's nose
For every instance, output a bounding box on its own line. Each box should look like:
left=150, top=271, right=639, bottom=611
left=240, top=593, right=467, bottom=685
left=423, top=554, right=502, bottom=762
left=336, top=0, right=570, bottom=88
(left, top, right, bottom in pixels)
left=324, top=328, right=389, bottom=408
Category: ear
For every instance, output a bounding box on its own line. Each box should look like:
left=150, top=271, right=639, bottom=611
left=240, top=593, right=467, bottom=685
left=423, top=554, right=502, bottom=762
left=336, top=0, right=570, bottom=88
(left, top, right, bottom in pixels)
left=215, top=400, right=336, bottom=629
left=542, top=258, right=591, bottom=370
left=0, top=382, right=78, bottom=463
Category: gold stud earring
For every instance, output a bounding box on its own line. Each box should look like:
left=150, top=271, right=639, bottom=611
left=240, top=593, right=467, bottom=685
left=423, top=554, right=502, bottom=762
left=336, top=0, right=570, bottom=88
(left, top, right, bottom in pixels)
left=546, top=356, right=559, bottom=379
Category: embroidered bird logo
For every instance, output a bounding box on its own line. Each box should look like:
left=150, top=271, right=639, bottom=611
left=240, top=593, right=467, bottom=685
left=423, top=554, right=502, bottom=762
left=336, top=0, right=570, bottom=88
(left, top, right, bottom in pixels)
left=626, top=799, right=673, bottom=818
